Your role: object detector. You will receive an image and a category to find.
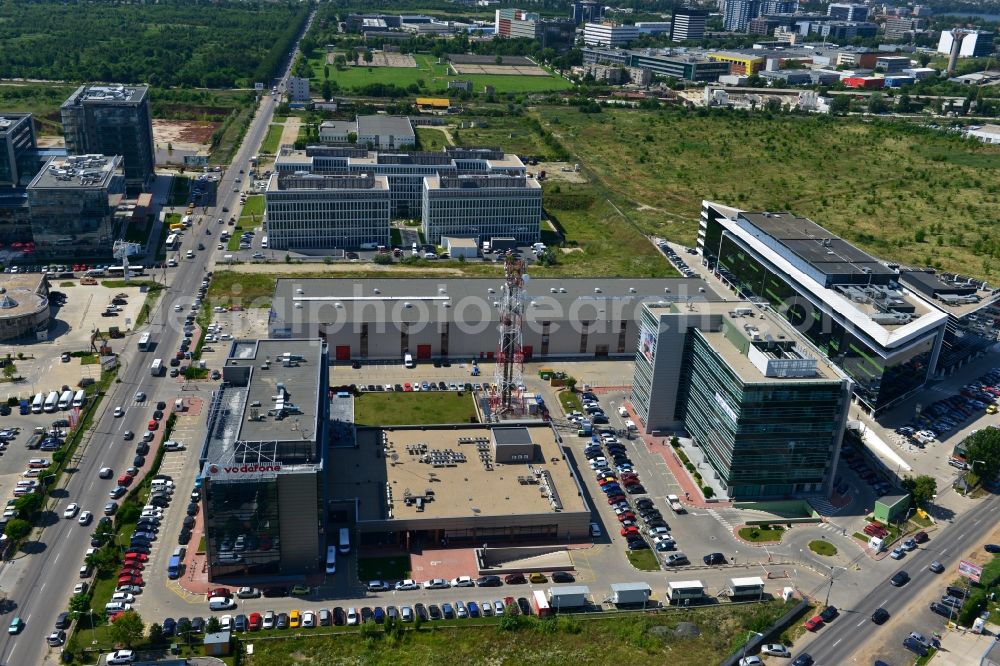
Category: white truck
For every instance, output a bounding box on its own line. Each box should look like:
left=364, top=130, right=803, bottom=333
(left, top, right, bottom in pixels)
left=667, top=494, right=686, bottom=514
left=608, top=582, right=652, bottom=605
left=548, top=586, right=589, bottom=610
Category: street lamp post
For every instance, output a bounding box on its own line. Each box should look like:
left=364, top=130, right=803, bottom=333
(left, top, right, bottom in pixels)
left=741, top=630, right=761, bottom=662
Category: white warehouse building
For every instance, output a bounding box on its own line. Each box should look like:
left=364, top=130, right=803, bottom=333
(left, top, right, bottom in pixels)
left=263, top=173, right=390, bottom=251
left=422, top=174, right=542, bottom=245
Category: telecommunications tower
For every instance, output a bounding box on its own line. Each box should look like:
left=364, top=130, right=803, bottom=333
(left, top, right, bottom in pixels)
left=489, top=251, right=526, bottom=417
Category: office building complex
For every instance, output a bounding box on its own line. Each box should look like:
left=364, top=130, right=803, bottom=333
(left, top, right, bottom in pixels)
left=584, top=22, right=640, bottom=47
left=884, top=16, right=928, bottom=41
left=27, top=155, right=125, bottom=260
left=274, top=145, right=525, bottom=218
left=200, top=339, right=329, bottom=581
left=264, top=173, right=390, bottom=251
left=699, top=202, right=948, bottom=415
left=827, top=2, right=869, bottom=21
left=269, top=277, right=722, bottom=358
left=808, top=21, right=878, bottom=40
left=495, top=9, right=576, bottom=49
left=0, top=114, right=39, bottom=188
left=671, top=8, right=708, bottom=41
left=317, top=115, right=416, bottom=151
left=60, top=85, right=155, bottom=192
left=421, top=173, right=541, bottom=245
left=583, top=47, right=731, bottom=81
left=632, top=301, right=850, bottom=499
left=938, top=30, right=995, bottom=58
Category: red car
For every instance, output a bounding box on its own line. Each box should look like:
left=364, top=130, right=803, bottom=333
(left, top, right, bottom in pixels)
left=248, top=612, right=262, bottom=631
left=620, top=473, right=640, bottom=483
left=617, top=512, right=636, bottom=522
left=118, top=475, right=132, bottom=487
left=607, top=494, right=626, bottom=504
left=621, top=526, right=639, bottom=536
left=147, top=420, right=158, bottom=431
left=803, top=615, right=824, bottom=631
left=208, top=587, right=233, bottom=598
left=121, top=565, right=144, bottom=575
left=118, top=574, right=143, bottom=586
left=124, top=553, right=148, bottom=562
left=403, top=383, right=412, bottom=391
left=598, top=477, right=617, bottom=486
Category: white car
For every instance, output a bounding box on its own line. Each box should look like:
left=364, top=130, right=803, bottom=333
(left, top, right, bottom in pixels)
left=262, top=611, right=275, bottom=629
left=738, top=658, right=763, bottom=666
left=302, top=611, right=316, bottom=627
left=74, top=582, right=88, bottom=595
left=423, top=578, right=450, bottom=590
left=78, top=511, right=92, bottom=526
left=174, top=304, right=183, bottom=312
left=113, top=406, right=124, bottom=417
left=452, top=576, right=474, bottom=588
left=760, top=644, right=791, bottom=657
left=111, top=592, right=136, bottom=604
left=346, top=607, right=359, bottom=625
left=395, top=579, right=419, bottom=591
left=220, top=615, right=233, bottom=631
left=134, top=392, right=145, bottom=402
left=106, top=650, right=135, bottom=665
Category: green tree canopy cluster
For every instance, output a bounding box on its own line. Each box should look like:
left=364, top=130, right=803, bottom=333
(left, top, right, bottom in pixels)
left=0, top=1, right=309, bottom=88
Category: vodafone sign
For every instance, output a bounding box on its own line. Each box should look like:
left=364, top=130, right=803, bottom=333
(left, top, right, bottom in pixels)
left=206, top=462, right=283, bottom=480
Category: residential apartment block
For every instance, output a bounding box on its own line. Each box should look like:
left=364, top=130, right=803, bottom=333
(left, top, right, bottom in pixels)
left=287, top=76, right=311, bottom=103
left=671, top=8, right=708, bottom=41
left=421, top=174, right=541, bottom=245
left=584, top=22, right=640, bottom=47
left=827, top=2, right=869, bottom=21
left=631, top=300, right=851, bottom=499
left=60, top=85, right=155, bottom=192
left=27, top=155, right=126, bottom=260
left=263, top=173, right=390, bottom=251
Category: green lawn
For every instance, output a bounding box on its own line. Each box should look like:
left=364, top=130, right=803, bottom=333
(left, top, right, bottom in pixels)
left=627, top=549, right=662, bottom=571
left=355, top=391, right=477, bottom=426
left=261, top=123, right=284, bottom=154
left=240, top=600, right=796, bottom=666
left=738, top=526, right=786, bottom=543
left=537, top=107, right=1000, bottom=281
left=241, top=194, right=265, bottom=219
left=358, top=556, right=411, bottom=582
left=808, top=539, right=838, bottom=556
left=314, top=54, right=571, bottom=95
left=558, top=390, right=582, bottom=414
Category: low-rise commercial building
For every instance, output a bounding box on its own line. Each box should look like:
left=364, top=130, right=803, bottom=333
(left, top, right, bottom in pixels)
left=27, top=155, right=125, bottom=260
left=264, top=173, right=390, bottom=251
left=875, top=56, right=911, bottom=72
left=583, top=47, right=731, bottom=81
left=631, top=300, right=851, bottom=499
left=318, top=115, right=416, bottom=150
left=421, top=174, right=541, bottom=245
left=269, top=277, right=722, bottom=361
left=708, top=52, right=765, bottom=75
left=329, top=424, right=592, bottom=545
left=0, top=273, right=50, bottom=341
left=199, top=339, right=329, bottom=582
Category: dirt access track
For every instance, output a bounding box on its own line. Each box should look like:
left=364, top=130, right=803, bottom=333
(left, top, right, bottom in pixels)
left=152, top=120, right=217, bottom=152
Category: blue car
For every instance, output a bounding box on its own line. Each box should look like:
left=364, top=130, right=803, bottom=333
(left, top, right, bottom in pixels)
left=602, top=485, right=622, bottom=494
left=441, top=603, right=455, bottom=619
left=162, top=618, right=176, bottom=637
left=468, top=601, right=480, bottom=618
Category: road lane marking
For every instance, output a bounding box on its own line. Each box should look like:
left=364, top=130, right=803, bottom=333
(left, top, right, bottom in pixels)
left=832, top=638, right=842, bottom=647
left=856, top=619, right=866, bottom=627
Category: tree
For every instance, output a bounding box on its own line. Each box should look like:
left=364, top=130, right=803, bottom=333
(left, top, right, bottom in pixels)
left=334, top=54, right=347, bottom=70
left=901, top=474, right=937, bottom=508
left=323, top=64, right=329, bottom=80
left=363, top=50, right=374, bottom=65
left=206, top=616, right=221, bottom=633
left=963, top=427, right=1000, bottom=480
left=4, top=519, right=30, bottom=541
left=868, top=92, right=890, bottom=114
left=321, top=80, right=332, bottom=102
left=117, top=503, right=140, bottom=525
left=148, top=622, right=164, bottom=645
left=495, top=55, right=503, bottom=65
left=68, top=593, right=90, bottom=617
left=830, top=94, right=851, bottom=115
left=917, top=52, right=932, bottom=67
left=109, top=610, right=145, bottom=647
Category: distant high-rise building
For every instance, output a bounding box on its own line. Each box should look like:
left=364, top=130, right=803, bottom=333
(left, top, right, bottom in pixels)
left=938, top=29, right=994, bottom=58
left=584, top=22, right=640, bottom=47
left=60, top=85, right=155, bottom=192
left=723, top=0, right=760, bottom=32
left=0, top=114, right=38, bottom=189
left=571, top=0, right=603, bottom=25
left=827, top=3, right=869, bottom=21
left=884, top=16, right=927, bottom=41
left=671, top=8, right=708, bottom=41
left=287, top=76, right=311, bottom=103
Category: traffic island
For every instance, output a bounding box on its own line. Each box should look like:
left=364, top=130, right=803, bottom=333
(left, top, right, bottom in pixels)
left=736, top=524, right=786, bottom=544
left=808, top=540, right=838, bottom=557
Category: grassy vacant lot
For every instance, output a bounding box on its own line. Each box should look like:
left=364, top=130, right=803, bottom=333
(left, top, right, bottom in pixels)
left=0, top=83, right=76, bottom=135
left=536, top=107, right=1000, bottom=280
left=416, top=127, right=450, bottom=151
left=454, top=116, right=564, bottom=160
left=627, top=549, right=662, bottom=571
left=313, top=54, right=571, bottom=95
left=242, top=600, right=795, bottom=666
left=261, top=123, right=284, bottom=154
left=355, top=392, right=477, bottom=426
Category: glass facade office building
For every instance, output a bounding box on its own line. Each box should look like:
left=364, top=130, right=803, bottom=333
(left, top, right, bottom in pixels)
left=205, top=477, right=283, bottom=577
left=699, top=203, right=946, bottom=414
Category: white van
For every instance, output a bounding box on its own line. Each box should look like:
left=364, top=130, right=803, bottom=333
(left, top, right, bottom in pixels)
left=44, top=391, right=59, bottom=413
left=625, top=419, right=638, bottom=432
left=261, top=236, right=268, bottom=249
left=72, top=390, right=86, bottom=408
left=326, top=546, right=337, bottom=574
left=31, top=392, right=44, bottom=414
left=208, top=596, right=236, bottom=611
left=58, top=390, right=73, bottom=410
left=403, top=352, right=414, bottom=369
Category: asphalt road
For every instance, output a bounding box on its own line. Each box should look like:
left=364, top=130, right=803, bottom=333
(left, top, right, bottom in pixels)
left=0, top=13, right=311, bottom=664
left=796, top=492, right=999, bottom=665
